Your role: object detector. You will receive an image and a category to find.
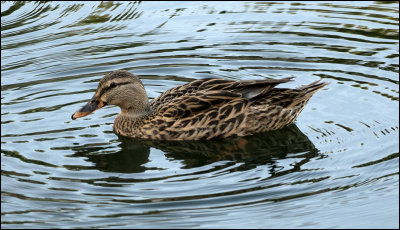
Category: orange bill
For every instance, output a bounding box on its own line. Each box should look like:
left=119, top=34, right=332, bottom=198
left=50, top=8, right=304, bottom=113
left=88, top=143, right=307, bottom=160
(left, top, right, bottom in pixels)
left=71, top=98, right=105, bottom=120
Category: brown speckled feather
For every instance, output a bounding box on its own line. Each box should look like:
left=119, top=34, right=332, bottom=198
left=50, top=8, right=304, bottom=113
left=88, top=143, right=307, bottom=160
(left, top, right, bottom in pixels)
left=72, top=70, right=328, bottom=140
left=150, top=77, right=293, bottom=111
left=120, top=77, right=327, bottom=140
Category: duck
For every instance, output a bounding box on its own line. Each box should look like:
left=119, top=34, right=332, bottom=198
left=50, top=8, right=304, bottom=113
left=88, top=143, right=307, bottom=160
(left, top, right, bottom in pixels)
left=72, top=70, right=328, bottom=140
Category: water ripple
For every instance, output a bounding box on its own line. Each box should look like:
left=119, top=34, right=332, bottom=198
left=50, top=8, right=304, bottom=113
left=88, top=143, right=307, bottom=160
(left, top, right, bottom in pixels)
left=2, top=1, right=398, bottom=229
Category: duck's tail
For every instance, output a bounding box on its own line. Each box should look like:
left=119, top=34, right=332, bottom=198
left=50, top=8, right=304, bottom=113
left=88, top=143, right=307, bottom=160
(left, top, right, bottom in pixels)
left=298, top=79, right=330, bottom=98
left=284, top=79, right=329, bottom=108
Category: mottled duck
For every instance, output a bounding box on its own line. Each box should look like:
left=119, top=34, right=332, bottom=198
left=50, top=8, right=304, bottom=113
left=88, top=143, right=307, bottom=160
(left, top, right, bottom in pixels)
left=72, top=70, right=328, bottom=140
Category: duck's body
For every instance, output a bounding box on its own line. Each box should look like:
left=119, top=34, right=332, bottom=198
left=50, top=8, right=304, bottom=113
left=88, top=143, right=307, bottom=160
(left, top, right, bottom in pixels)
left=72, top=70, right=328, bottom=140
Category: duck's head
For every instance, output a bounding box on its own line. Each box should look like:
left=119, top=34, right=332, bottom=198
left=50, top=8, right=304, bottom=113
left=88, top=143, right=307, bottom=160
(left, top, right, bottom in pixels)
left=71, top=70, right=151, bottom=120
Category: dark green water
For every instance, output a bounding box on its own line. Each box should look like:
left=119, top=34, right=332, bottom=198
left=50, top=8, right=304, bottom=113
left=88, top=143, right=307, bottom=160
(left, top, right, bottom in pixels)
left=1, top=1, right=398, bottom=228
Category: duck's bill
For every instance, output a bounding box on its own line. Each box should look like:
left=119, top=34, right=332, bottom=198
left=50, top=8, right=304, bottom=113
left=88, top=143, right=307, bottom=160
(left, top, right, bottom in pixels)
left=71, top=99, right=105, bottom=120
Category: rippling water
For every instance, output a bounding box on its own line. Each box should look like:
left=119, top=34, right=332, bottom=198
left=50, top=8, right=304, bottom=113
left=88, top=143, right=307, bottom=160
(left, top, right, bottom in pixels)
left=1, top=1, right=399, bottom=228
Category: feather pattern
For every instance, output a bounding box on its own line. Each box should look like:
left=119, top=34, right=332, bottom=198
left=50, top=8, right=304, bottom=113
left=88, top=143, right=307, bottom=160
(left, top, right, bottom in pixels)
left=72, top=70, right=328, bottom=140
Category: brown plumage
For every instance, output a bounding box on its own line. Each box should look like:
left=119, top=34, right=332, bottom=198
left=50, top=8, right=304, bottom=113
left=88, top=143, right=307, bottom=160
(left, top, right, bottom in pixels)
left=72, top=70, right=329, bottom=140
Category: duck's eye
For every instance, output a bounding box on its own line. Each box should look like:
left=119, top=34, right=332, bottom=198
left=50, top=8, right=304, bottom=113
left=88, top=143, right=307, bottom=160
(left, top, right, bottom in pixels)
left=110, top=82, right=117, bottom=88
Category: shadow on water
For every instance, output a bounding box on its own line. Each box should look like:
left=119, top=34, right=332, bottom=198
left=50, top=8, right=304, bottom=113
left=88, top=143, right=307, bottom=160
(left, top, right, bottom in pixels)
left=71, top=124, right=319, bottom=174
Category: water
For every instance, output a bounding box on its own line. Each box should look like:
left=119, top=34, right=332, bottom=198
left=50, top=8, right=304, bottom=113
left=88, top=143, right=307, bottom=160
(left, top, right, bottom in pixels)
left=1, top=1, right=399, bottom=228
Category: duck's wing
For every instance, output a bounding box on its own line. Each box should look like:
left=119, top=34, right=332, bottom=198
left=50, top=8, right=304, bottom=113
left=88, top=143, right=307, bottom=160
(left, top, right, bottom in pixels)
left=156, top=90, right=246, bottom=119
left=151, top=77, right=293, bottom=110
left=150, top=90, right=251, bottom=140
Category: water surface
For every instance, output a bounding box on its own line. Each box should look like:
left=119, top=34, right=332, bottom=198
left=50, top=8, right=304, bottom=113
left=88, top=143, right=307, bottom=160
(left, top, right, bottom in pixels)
left=1, top=1, right=399, bottom=228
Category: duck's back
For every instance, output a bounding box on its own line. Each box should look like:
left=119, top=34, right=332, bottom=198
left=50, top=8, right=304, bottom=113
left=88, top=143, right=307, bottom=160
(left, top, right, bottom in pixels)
left=150, top=77, right=293, bottom=110
left=133, top=78, right=328, bottom=140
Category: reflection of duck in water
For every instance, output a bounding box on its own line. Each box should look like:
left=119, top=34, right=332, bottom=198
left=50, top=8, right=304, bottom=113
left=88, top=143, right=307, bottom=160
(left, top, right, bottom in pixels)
left=142, top=124, right=318, bottom=170
left=72, top=124, right=318, bottom=173
left=72, top=70, right=328, bottom=140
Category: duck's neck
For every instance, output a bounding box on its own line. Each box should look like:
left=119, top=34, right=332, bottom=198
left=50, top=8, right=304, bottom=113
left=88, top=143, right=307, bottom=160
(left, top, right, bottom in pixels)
left=120, top=102, right=153, bottom=119
left=114, top=104, right=153, bottom=137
